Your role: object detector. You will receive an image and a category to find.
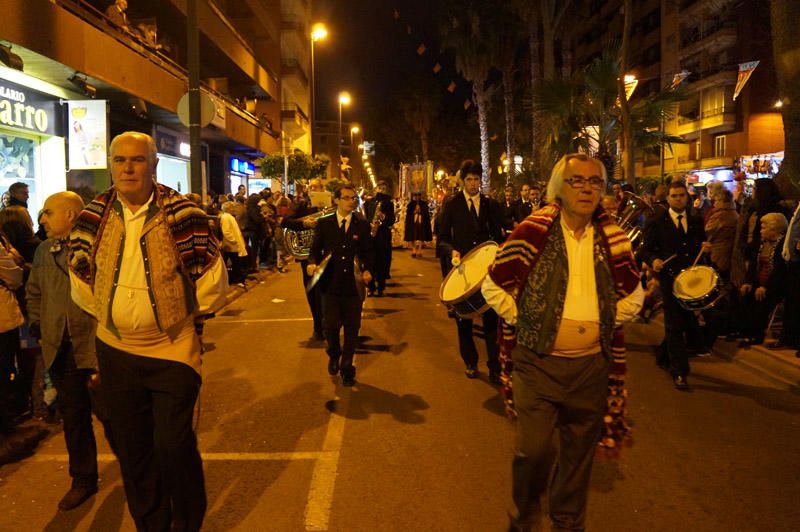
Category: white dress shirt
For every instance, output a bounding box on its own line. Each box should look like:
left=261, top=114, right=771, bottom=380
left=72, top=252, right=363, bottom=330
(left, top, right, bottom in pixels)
left=335, top=212, right=353, bottom=233
left=669, top=208, right=688, bottom=232
left=463, top=190, right=480, bottom=217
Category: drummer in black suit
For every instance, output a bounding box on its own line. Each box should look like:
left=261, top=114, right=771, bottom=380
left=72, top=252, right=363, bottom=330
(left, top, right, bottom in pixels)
left=307, top=184, right=373, bottom=386
left=640, top=180, right=711, bottom=390
left=437, top=160, right=505, bottom=383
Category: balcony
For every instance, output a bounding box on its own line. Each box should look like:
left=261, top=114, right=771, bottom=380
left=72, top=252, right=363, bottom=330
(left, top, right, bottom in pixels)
left=677, top=106, right=736, bottom=137
left=682, top=66, right=737, bottom=93
left=281, top=102, right=310, bottom=138
left=282, top=58, right=309, bottom=98
left=679, top=21, right=737, bottom=59
left=679, top=0, right=734, bottom=20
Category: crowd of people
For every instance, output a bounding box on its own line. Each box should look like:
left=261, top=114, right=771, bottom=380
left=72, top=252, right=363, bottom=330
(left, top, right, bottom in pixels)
left=2, top=132, right=799, bottom=530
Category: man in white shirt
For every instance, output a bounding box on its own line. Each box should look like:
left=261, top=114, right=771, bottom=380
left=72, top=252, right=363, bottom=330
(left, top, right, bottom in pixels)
left=69, top=132, right=227, bottom=531
left=481, top=153, right=643, bottom=531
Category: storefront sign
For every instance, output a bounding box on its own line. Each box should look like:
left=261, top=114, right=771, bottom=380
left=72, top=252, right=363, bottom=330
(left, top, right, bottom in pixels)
left=0, top=79, right=61, bottom=136
left=156, top=128, right=188, bottom=159
left=67, top=100, right=107, bottom=169
left=230, top=157, right=254, bottom=176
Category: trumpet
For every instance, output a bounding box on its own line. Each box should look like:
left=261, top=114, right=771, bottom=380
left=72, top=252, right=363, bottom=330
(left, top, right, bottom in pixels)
left=370, top=200, right=385, bottom=237
left=282, top=206, right=336, bottom=259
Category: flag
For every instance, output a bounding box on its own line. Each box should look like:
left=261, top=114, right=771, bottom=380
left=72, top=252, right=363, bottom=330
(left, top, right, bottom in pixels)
left=432, top=63, right=442, bottom=74
left=669, top=70, right=690, bottom=91
left=447, top=81, right=457, bottom=93
left=393, top=8, right=399, bottom=20
left=417, top=43, right=426, bottom=55
left=464, top=99, right=472, bottom=110
left=733, top=60, right=759, bottom=101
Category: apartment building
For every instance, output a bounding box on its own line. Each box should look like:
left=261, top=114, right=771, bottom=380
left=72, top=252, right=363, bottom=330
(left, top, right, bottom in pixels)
left=0, top=0, right=291, bottom=217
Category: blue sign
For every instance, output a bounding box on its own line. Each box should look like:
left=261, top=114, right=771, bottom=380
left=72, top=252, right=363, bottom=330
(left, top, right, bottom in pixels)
left=230, top=157, right=254, bottom=176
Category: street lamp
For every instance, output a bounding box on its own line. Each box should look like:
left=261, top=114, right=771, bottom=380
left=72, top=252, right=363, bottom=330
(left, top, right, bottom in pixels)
left=310, top=23, right=328, bottom=155
left=338, top=91, right=351, bottom=158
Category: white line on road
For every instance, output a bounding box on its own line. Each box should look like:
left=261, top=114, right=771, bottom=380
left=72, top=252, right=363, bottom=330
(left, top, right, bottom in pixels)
left=304, top=393, right=349, bottom=531
left=31, top=451, right=332, bottom=462
left=212, top=318, right=313, bottom=323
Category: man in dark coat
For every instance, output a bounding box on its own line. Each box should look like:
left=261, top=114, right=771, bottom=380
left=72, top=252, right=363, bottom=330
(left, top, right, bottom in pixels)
left=640, top=180, right=710, bottom=390
left=512, top=183, right=534, bottom=226
left=308, top=184, right=373, bottom=386
left=281, top=178, right=328, bottom=342
left=364, top=181, right=395, bottom=296
left=437, top=160, right=504, bottom=383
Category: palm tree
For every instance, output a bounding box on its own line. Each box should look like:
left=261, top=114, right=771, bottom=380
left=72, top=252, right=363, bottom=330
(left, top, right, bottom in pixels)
left=400, top=78, right=441, bottom=162
left=533, top=51, right=685, bottom=173
left=617, top=0, right=634, bottom=184
left=441, top=0, right=496, bottom=191
left=770, top=0, right=800, bottom=196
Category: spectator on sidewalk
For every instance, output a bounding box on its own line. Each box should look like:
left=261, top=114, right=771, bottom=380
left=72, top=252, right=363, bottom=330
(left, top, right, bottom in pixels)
left=736, top=213, right=788, bottom=347
left=217, top=202, right=248, bottom=285
left=0, top=232, right=24, bottom=434
left=26, top=191, right=103, bottom=511
left=68, top=131, right=228, bottom=531
left=770, top=202, right=800, bottom=356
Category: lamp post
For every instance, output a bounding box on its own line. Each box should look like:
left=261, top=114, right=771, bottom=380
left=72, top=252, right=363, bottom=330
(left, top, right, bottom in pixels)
left=350, top=125, right=360, bottom=184
left=338, top=91, right=351, bottom=158
left=310, top=23, right=327, bottom=155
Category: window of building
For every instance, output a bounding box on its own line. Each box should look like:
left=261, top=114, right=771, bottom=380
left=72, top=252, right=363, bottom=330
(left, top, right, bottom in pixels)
left=715, top=136, right=726, bottom=157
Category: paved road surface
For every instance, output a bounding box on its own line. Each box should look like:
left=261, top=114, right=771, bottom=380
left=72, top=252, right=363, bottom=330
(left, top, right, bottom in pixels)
left=1, top=249, right=798, bottom=531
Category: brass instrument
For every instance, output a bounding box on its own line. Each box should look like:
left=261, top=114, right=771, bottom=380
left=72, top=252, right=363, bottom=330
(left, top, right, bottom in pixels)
left=370, top=199, right=384, bottom=238
left=616, top=191, right=653, bottom=249
left=283, top=206, right=336, bottom=259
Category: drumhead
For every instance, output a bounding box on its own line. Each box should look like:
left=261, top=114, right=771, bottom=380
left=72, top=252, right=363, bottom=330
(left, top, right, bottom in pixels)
left=440, top=242, right=498, bottom=302
left=673, top=265, right=719, bottom=300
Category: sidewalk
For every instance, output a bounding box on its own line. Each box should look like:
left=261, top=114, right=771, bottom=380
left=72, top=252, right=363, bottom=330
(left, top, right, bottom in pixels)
left=0, top=266, right=278, bottom=467
left=647, top=315, right=800, bottom=393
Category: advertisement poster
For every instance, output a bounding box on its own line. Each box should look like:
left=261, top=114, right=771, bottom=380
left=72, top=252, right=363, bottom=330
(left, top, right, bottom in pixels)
left=67, top=100, right=107, bottom=169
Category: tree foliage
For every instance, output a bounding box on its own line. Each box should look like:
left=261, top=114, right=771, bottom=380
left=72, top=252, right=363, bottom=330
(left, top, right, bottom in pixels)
left=259, top=152, right=330, bottom=184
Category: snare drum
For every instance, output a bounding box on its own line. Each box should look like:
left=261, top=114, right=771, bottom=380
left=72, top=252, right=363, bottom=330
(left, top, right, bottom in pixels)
left=439, top=242, right=499, bottom=318
left=673, top=265, right=721, bottom=311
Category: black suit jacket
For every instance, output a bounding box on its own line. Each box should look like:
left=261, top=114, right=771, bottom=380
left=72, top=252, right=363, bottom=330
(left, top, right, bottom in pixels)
left=364, top=193, right=396, bottom=244
left=437, top=192, right=504, bottom=258
left=641, top=209, right=706, bottom=284
left=512, top=199, right=533, bottom=224
left=310, top=213, right=374, bottom=295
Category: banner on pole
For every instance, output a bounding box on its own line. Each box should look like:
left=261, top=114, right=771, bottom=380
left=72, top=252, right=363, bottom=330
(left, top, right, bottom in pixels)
left=67, top=100, right=107, bottom=170
left=733, top=61, right=759, bottom=101
left=669, top=70, right=690, bottom=91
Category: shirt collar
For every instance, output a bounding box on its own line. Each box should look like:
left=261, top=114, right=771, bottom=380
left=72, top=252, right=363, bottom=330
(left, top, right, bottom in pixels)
left=120, top=192, right=155, bottom=221
left=463, top=190, right=480, bottom=203
left=559, top=215, right=593, bottom=242
left=336, top=211, right=352, bottom=224
left=669, top=207, right=686, bottom=219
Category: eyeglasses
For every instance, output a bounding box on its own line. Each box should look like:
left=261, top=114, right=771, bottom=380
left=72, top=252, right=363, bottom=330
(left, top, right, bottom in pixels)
left=565, top=176, right=604, bottom=190
left=339, top=195, right=356, bottom=201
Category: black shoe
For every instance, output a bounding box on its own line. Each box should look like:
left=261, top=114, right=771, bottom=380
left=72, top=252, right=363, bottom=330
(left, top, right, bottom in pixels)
left=58, top=485, right=97, bottom=511
left=341, top=367, right=356, bottom=387
left=465, top=365, right=478, bottom=379
left=312, top=331, right=325, bottom=342
left=376, top=290, right=384, bottom=297
left=327, top=357, right=340, bottom=376
left=489, top=371, right=502, bottom=385
left=673, top=375, right=689, bottom=391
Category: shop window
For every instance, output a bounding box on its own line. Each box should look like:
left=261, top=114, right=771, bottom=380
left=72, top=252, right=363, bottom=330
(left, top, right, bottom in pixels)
left=0, top=134, right=37, bottom=208
left=715, top=136, right=727, bottom=158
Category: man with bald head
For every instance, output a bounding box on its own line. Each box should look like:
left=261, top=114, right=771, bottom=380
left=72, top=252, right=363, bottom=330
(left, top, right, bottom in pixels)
left=26, top=191, right=101, bottom=511
left=69, top=131, right=227, bottom=530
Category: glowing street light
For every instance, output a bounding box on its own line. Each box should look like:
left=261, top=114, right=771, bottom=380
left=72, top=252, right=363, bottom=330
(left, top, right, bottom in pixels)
left=311, top=23, right=328, bottom=42
left=338, top=91, right=351, bottom=157
left=309, top=23, right=328, bottom=155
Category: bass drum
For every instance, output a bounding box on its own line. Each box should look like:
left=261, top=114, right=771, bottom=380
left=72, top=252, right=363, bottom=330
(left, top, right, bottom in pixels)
left=673, top=265, right=721, bottom=311
left=439, top=242, right=499, bottom=318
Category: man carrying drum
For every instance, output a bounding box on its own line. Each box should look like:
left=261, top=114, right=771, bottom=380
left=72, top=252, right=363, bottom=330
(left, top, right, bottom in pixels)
left=640, top=180, right=712, bottom=390
left=437, top=159, right=504, bottom=383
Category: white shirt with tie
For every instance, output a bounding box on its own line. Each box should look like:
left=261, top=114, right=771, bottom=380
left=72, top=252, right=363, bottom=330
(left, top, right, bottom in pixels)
left=668, top=208, right=688, bottom=233
left=463, top=190, right=480, bottom=217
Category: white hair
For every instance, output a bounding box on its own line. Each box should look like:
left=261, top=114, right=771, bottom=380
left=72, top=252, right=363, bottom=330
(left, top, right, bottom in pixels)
left=761, top=212, right=788, bottom=234
left=545, top=153, right=607, bottom=204
left=109, top=131, right=158, bottom=166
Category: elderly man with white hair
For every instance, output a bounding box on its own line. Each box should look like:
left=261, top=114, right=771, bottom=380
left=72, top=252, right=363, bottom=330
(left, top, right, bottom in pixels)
left=481, top=153, right=643, bottom=531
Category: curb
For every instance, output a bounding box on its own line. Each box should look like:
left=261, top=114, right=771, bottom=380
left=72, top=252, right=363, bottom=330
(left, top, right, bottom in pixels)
left=0, top=421, right=51, bottom=466
left=647, top=316, right=800, bottom=393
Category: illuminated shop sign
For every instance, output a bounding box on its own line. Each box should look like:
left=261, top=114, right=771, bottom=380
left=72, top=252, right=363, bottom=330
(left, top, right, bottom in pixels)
left=0, top=79, right=61, bottom=136
left=230, top=157, right=254, bottom=176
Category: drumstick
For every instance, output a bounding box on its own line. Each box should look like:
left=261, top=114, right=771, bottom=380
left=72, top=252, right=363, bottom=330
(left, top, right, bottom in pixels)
left=691, top=248, right=706, bottom=267
left=660, top=254, right=678, bottom=267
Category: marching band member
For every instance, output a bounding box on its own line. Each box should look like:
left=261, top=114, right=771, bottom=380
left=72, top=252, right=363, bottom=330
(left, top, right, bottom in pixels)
left=364, top=181, right=395, bottom=297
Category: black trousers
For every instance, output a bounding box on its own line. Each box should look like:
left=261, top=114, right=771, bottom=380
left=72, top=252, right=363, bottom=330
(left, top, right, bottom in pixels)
left=97, top=340, right=205, bottom=532
left=0, top=327, right=21, bottom=431
left=780, top=261, right=800, bottom=347
left=369, top=237, right=392, bottom=293
left=301, top=260, right=324, bottom=336
left=50, top=341, right=99, bottom=488
left=322, top=292, right=363, bottom=375
left=456, top=309, right=500, bottom=373
left=223, top=251, right=245, bottom=284
left=510, top=347, right=608, bottom=531
left=660, top=292, right=694, bottom=377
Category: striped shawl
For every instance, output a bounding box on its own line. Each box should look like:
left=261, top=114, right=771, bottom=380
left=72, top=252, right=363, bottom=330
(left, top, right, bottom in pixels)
left=488, top=203, right=640, bottom=449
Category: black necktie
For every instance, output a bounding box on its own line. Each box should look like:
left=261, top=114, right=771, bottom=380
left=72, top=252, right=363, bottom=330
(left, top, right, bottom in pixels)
left=677, top=214, right=686, bottom=235
left=469, top=198, right=478, bottom=221
left=340, top=218, right=347, bottom=235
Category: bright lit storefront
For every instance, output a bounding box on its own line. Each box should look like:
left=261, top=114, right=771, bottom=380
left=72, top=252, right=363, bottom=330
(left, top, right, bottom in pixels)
left=229, top=157, right=254, bottom=194
left=155, top=127, right=191, bottom=194
left=0, top=68, right=75, bottom=222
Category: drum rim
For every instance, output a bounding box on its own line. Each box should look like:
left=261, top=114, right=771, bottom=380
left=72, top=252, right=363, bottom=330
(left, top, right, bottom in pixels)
left=672, top=265, right=721, bottom=303
left=439, top=241, right=499, bottom=305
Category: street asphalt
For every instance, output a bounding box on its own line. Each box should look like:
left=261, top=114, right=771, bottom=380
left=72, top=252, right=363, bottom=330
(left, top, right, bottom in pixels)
left=0, top=248, right=798, bottom=531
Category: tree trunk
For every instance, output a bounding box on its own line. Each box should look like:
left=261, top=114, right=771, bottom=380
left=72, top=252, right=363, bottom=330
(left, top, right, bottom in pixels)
left=770, top=0, right=800, bottom=198
left=503, top=65, right=516, bottom=183
left=618, top=0, right=635, bottom=185
left=529, top=14, right=541, bottom=177
left=474, top=86, right=491, bottom=192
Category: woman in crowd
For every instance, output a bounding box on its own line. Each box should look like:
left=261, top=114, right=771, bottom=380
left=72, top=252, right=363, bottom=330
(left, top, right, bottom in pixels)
left=244, top=194, right=266, bottom=272
left=404, top=193, right=432, bottom=258
left=737, top=213, right=789, bottom=347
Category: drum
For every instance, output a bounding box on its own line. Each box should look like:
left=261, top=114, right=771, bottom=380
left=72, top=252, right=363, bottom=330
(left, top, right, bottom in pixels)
left=439, top=242, right=499, bottom=318
left=673, top=265, right=721, bottom=311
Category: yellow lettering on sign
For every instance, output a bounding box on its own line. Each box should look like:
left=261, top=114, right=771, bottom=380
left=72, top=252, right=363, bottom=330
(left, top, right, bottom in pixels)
left=0, top=100, right=11, bottom=125
left=24, top=105, right=35, bottom=130
left=14, top=102, right=25, bottom=127
left=34, top=109, right=47, bottom=132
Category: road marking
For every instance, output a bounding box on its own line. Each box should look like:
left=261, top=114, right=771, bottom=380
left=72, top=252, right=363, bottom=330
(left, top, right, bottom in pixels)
left=31, top=451, right=331, bottom=462
left=304, top=394, right=349, bottom=531
left=212, top=318, right=313, bottom=323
